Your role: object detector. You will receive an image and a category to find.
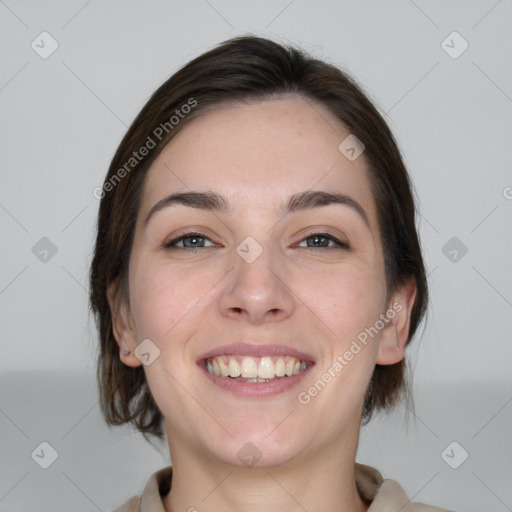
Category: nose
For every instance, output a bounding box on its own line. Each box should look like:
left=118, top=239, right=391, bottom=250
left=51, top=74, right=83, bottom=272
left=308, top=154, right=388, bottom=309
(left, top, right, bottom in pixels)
left=217, top=245, right=296, bottom=324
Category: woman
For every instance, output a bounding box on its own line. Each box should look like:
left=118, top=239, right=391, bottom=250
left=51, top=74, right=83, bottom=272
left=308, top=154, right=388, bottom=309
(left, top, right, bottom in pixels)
left=90, top=36, right=451, bottom=511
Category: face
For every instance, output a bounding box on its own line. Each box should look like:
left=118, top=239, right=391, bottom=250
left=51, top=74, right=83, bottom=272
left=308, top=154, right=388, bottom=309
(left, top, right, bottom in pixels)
left=111, top=97, right=412, bottom=468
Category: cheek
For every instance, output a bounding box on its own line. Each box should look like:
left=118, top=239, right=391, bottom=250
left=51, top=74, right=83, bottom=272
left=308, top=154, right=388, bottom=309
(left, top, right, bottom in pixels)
left=298, top=263, right=387, bottom=344
left=128, top=257, right=216, bottom=342
left=297, top=268, right=385, bottom=415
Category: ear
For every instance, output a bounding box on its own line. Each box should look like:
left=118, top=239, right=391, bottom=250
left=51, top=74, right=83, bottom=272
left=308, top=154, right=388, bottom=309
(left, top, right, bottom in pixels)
left=106, top=279, right=142, bottom=368
left=376, top=276, right=417, bottom=365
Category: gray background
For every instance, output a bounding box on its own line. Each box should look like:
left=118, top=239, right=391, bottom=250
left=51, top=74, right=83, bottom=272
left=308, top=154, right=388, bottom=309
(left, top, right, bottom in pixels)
left=1, top=1, right=511, bottom=511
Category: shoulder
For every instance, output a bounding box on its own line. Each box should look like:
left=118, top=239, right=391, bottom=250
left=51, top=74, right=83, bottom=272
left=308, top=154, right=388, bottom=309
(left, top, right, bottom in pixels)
left=111, top=495, right=141, bottom=512
left=355, top=463, right=453, bottom=511
left=373, top=479, right=453, bottom=511
left=111, top=466, right=172, bottom=512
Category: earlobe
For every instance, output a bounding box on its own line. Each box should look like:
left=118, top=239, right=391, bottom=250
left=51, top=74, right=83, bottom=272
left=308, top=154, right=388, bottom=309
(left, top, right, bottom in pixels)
left=106, top=279, right=142, bottom=368
left=376, top=277, right=417, bottom=365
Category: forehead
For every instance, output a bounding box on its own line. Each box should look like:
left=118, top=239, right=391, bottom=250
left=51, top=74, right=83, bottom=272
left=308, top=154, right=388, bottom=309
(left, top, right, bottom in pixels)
left=141, top=97, right=378, bottom=226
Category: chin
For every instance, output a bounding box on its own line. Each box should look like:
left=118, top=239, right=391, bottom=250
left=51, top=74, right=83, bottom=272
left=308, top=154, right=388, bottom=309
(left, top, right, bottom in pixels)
left=206, top=425, right=310, bottom=469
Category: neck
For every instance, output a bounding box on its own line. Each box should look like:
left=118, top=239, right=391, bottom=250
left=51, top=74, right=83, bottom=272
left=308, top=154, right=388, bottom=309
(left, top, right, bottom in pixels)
left=162, top=430, right=369, bottom=512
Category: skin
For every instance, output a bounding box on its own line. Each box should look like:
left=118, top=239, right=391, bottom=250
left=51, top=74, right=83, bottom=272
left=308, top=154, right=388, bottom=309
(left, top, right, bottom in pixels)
left=108, top=96, right=416, bottom=512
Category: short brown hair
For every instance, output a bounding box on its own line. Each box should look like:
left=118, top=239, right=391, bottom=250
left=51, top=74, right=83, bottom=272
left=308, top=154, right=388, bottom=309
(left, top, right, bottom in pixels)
left=90, top=35, right=428, bottom=440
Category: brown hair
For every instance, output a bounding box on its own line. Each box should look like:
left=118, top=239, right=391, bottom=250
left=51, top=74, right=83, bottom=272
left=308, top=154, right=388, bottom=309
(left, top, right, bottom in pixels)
left=90, top=35, right=428, bottom=441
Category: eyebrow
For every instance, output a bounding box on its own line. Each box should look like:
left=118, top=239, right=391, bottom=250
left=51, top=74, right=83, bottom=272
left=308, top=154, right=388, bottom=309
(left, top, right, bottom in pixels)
left=144, top=190, right=370, bottom=229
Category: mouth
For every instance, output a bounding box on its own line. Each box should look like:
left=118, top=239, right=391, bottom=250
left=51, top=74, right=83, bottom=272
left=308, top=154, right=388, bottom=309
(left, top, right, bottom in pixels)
left=198, top=344, right=315, bottom=397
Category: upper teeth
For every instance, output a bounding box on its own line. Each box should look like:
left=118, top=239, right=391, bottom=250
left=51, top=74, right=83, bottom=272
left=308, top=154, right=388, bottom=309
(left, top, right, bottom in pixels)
left=206, top=355, right=307, bottom=379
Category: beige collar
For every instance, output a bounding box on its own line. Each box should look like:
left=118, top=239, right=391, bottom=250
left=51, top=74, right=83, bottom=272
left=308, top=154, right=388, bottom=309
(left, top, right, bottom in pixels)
left=129, top=463, right=450, bottom=511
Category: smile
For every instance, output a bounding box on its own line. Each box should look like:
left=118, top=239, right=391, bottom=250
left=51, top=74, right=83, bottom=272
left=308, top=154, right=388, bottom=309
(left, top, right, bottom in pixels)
left=205, top=355, right=309, bottom=382
left=198, top=344, right=315, bottom=397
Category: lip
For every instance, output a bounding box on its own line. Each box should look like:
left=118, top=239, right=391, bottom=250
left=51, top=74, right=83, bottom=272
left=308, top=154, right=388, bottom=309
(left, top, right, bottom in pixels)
left=197, top=343, right=315, bottom=399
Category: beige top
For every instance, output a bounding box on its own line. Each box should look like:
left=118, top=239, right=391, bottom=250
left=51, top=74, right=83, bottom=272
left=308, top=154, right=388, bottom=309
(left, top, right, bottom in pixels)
left=112, top=463, right=452, bottom=511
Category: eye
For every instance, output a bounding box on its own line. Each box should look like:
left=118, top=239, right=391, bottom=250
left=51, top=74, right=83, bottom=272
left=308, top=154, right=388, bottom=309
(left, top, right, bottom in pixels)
left=297, top=233, right=350, bottom=249
left=163, top=232, right=217, bottom=249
